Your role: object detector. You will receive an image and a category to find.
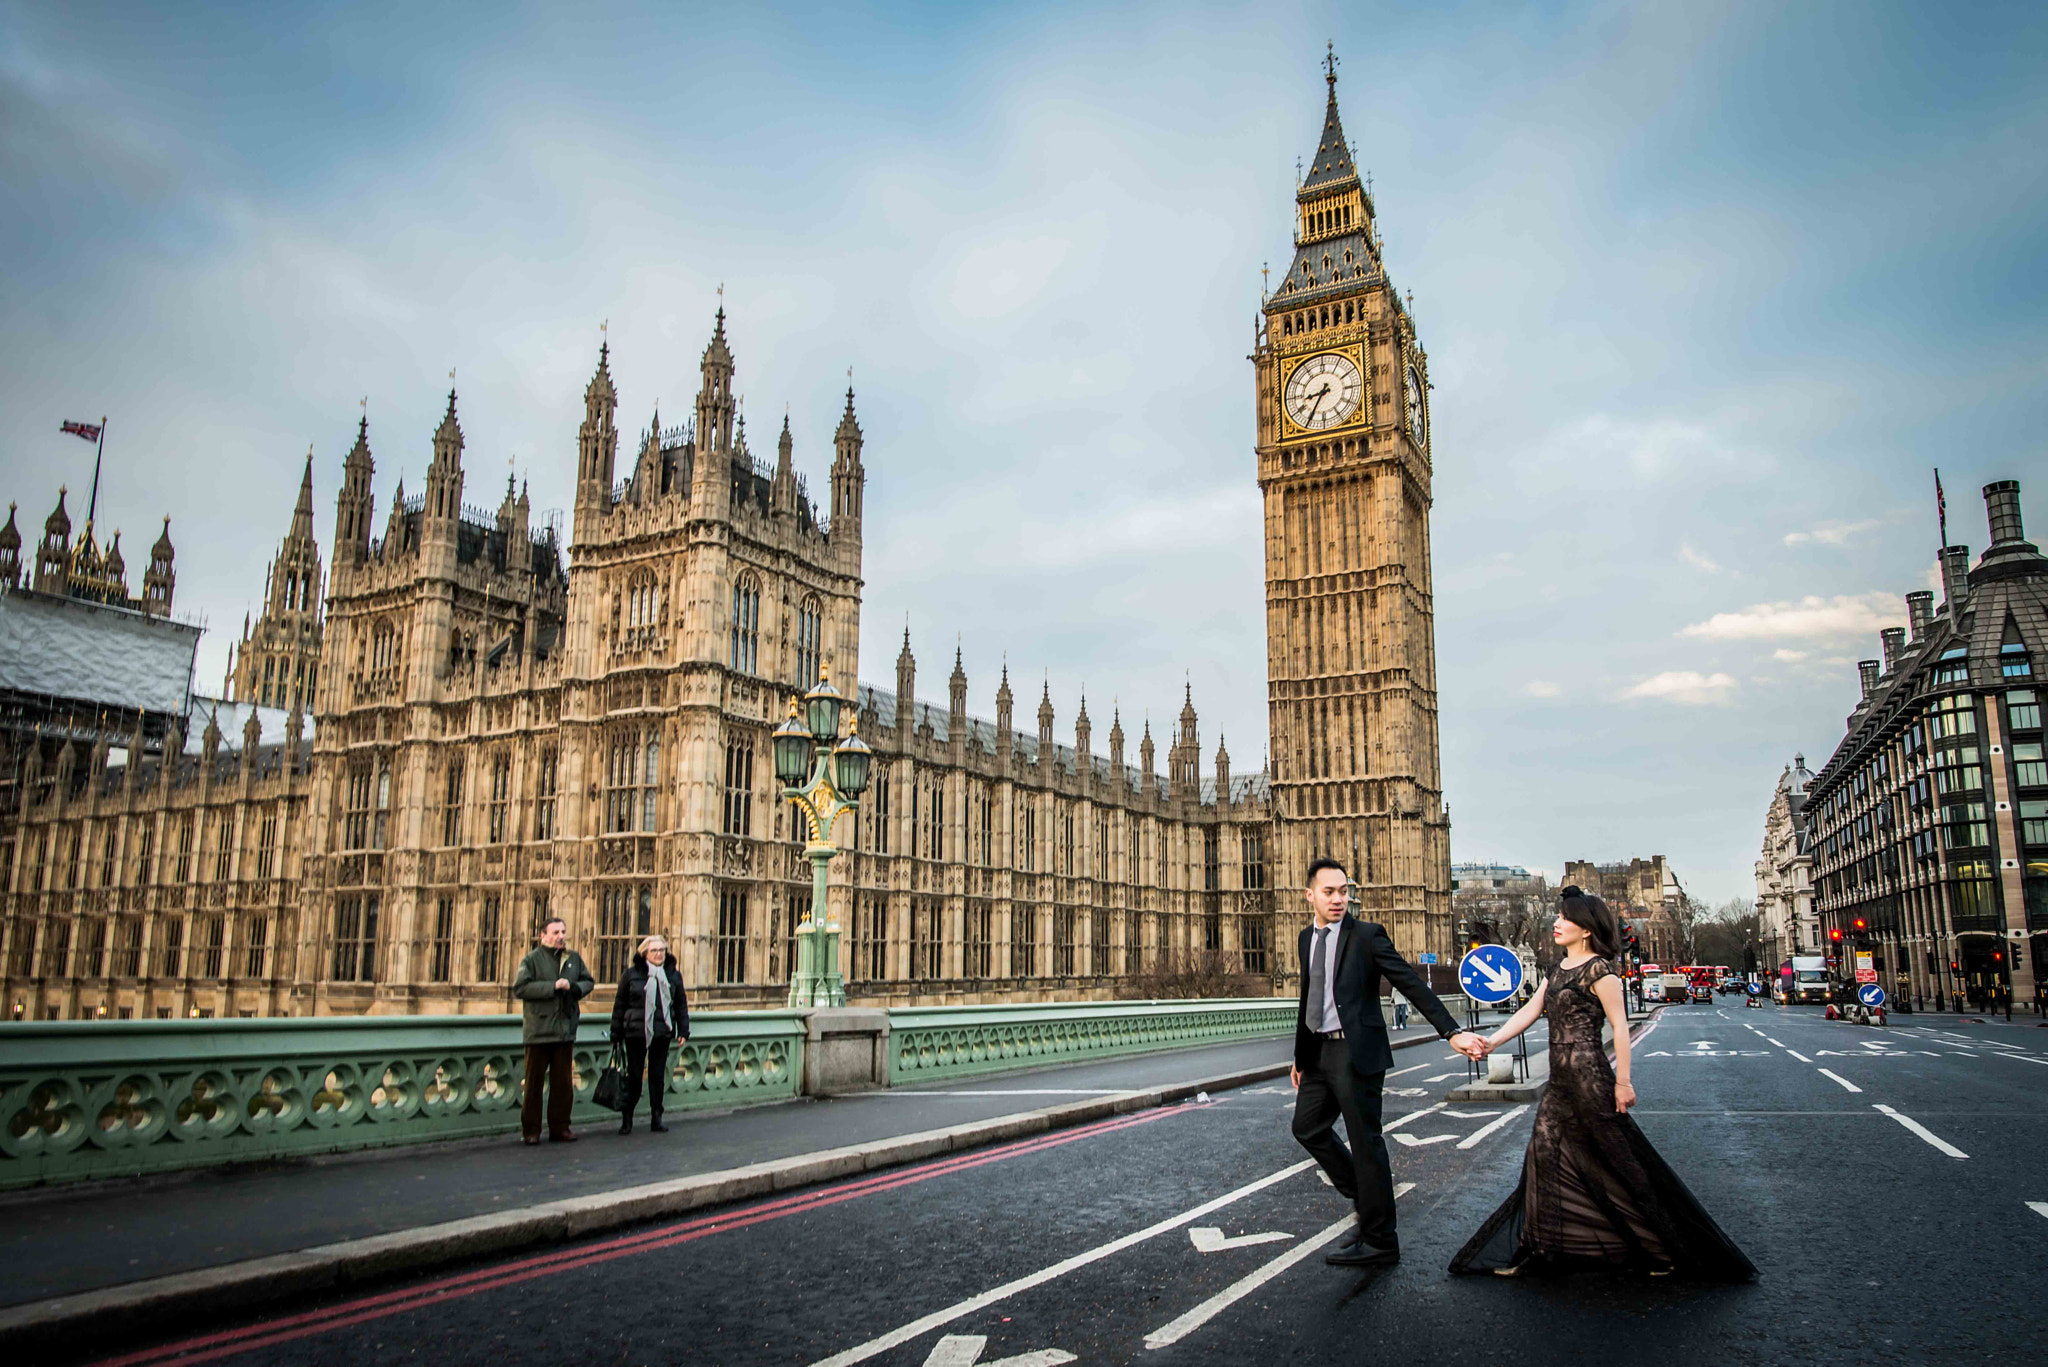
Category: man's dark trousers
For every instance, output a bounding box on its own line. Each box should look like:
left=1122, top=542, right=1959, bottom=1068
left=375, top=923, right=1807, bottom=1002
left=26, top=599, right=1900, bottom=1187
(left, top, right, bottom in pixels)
left=1293, top=1035, right=1396, bottom=1248
left=522, top=1042, right=575, bottom=1139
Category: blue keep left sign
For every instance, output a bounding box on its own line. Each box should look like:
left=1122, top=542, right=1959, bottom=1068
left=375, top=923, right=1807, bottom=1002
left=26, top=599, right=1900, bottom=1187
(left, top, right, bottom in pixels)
left=1857, top=983, right=1886, bottom=1008
left=1459, top=944, right=1524, bottom=1004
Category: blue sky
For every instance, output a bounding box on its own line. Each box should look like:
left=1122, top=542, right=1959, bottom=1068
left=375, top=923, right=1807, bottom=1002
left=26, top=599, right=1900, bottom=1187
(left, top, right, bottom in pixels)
left=4, top=1, right=2046, bottom=905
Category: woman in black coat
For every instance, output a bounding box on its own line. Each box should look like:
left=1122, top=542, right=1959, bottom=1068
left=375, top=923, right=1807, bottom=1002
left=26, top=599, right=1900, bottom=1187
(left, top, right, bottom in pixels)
left=608, top=935, right=690, bottom=1134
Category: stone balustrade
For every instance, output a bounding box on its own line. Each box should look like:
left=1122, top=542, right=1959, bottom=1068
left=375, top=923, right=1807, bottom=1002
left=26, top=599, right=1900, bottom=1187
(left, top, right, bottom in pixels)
left=0, top=997, right=1290, bottom=1190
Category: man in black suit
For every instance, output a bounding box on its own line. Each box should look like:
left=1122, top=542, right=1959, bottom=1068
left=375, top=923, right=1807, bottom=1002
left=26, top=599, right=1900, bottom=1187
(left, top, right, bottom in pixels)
left=1291, top=856, right=1485, bottom=1266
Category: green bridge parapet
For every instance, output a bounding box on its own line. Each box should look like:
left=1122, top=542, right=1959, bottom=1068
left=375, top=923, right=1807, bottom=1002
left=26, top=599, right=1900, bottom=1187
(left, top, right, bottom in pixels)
left=0, top=997, right=1291, bottom=1190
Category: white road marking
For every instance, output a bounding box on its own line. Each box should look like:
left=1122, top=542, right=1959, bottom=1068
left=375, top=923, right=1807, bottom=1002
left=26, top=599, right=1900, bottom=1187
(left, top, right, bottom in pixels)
left=1875, top=1104, right=1968, bottom=1159
left=1392, top=1133, right=1456, bottom=1147
left=1383, top=1102, right=1447, bottom=1133
left=1949, top=1052, right=1979, bottom=1058
left=1785, top=1049, right=1813, bottom=1063
left=1457, top=1104, right=1531, bottom=1149
left=886, top=1090, right=1128, bottom=1097
left=1767, top=1039, right=1786, bottom=1047
left=1143, top=1184, right=1415, bottom=1349
left=1188, top=1227, right=1294, bottom=1253
left=1423, top=1073, right=1464, bottom=1083
left=2027, top=1201, right=2048, bottom=1221
left=1386, top=1062, right=1431, bottom=1078
left=1440, top=1109, right=1503, bottom=1118
left=1818, top=1070, right=1863, bottom=1093
left=1994, top=1052, right=2048, bottom=1067
left=807, top=1160, right=1318, bottom=1367
left=922, top=1336, right=1074, bottom=1367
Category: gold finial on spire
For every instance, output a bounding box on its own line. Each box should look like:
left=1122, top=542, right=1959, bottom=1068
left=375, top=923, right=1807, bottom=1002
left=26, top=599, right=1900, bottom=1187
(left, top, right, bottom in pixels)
left=1324, top=40, right=1339, bottom=87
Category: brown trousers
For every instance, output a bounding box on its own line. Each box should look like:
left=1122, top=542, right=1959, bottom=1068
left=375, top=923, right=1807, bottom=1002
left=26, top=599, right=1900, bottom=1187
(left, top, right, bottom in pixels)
left=521, top=1041, right=576, bottom=1139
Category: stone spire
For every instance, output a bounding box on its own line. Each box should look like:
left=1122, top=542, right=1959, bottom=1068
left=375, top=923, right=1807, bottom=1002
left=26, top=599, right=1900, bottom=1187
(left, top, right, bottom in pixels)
left=575, top=337, right=620, bottom=525
left=1300, top=43, right=1360, bottom=192
left=995, top=662, right=1015, bottom=763
left=895, top=625, right=916, bottom=737
left=1037, top=678, right=1055, bottom=756
left=425, top=388, right=465, bottom=523
left=336, top=412, right=375, bottom=565
left=0, top=502, right=21, bottom=588
left=142, top=515, right=175, bottom=617
left=831, top=381, right=864, bottom=534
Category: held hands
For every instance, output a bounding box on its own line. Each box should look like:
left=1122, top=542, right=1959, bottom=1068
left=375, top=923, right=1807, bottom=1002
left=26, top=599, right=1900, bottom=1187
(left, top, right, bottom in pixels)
left=1614, top=1081, right=1637, bottom=1114
left=554, top=977, right=570, bottom=992
left=1450, top=1031, right=1491, bottom=1061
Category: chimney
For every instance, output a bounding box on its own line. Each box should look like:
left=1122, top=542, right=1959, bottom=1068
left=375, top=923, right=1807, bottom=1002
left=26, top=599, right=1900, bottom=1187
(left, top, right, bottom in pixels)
left=1880, top=628, right=1905, bottom=671
left=1940, top=545, right=1971, bottom=616
left=1906, top=590, right=1933, bottom=641
left=1984, top=480, right=2025, bottom=545
left=1857, top=659, right=1880, bottom=698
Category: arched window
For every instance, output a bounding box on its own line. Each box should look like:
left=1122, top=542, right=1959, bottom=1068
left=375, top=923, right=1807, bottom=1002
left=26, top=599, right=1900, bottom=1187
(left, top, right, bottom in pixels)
left=796, top=595, right=823, bottom=687
left=642, top=737, right=661, bottom=832
left=370, top=621, right=397, bottom=678
left=623, top=569, right=659, bottom=649
left=730, top=575, right=760, bottom=675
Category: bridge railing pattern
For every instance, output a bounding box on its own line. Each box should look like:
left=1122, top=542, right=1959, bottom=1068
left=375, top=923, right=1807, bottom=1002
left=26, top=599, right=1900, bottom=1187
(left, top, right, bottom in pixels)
left=886, top=997, right=1294, bottom=1086
left=0, top=997, right=1292, bottom=1189
left=0, top=1011, right=804, bottom=1190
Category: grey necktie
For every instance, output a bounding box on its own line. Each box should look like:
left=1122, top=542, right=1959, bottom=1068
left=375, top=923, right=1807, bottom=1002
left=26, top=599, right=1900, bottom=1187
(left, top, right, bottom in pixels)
left=1305, top=926, right=1330, bottom=1032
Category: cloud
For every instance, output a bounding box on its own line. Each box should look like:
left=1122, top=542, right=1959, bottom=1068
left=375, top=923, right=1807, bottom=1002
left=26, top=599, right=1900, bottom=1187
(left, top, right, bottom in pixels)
left=1782, top=519, right=1882, bottom=547
left=1771, top=648, right=1808, bottom=662
left=1677, top=592, right=1902, bottom=642
left=1523, top=680, right=1560, bottom=698
left=1678, top=542, right=1721, bottom=573
left=1620, top=671, right=1739, bottom=705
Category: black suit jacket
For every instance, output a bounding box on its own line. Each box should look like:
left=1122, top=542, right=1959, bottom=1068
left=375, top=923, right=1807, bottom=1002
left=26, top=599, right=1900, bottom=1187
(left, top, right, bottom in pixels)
left=1294, top=916, right=1462, bottom=1076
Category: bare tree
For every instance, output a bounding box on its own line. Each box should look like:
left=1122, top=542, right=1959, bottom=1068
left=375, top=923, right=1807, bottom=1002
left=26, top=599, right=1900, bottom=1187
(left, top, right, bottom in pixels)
left=1116, top=948, right=1268, bottom=1000
left=1691, top=896, right=1762, bottom=972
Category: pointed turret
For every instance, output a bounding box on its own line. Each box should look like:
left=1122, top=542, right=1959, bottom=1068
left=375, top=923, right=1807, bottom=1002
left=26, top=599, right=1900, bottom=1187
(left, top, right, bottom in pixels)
left=34, top=487, right=71, bottom=591
left=948, top=644, right=968, bottom=720
left=1037, top=678, right=1055, bottom=757
left=772, top=412, right=798, bottom=513
left=0, top=502, right=19, bottom=587
left=1075, top=693, right=1093, bottom=784
left=1108, top=705, right=1125, bottom=777
left=830, top=383, right=865, bottom=537
left=575, top=338, right=620, bottom=530
left=425, top=388, right=465, bottom=523
left=291, top=447, right=316, bottom=541
left=1215, top=734, right=1232, bottom=807
left=895, top=626, right=916, bottom=737
left=995, top=661, right=1014, bottom=763
left=691, top=306, right=737, bottom=517
left=337, top=414, right=375, bottom=566
left=141, top=515, right=175, bottom=617
left=1139, top=719, right=1156, bottom=794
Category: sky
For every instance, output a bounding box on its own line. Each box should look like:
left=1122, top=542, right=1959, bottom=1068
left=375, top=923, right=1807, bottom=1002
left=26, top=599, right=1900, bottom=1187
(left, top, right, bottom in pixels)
left=4, top=0, right=2046, bottom=906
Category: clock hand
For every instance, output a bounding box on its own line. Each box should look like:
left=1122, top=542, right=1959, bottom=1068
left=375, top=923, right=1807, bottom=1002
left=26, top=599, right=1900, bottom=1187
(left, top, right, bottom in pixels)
left=1307, top=383, right=1331, bottom=418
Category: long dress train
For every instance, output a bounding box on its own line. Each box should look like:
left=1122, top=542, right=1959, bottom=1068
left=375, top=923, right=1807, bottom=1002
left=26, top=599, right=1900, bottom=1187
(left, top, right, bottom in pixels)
left=1449, top=957, right=1756, bottom=1281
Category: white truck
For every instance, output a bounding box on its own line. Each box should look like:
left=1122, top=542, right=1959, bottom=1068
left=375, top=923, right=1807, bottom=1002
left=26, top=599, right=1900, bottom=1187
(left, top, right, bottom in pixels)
left=1786, top=955, right=1829, bottom=1005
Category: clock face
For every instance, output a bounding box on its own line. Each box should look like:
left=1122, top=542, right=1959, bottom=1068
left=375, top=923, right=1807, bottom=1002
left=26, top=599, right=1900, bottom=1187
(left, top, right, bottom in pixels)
left=1406, top=364, right=1426, bottom=446
left=1283, top=352, right=1363, bottom=432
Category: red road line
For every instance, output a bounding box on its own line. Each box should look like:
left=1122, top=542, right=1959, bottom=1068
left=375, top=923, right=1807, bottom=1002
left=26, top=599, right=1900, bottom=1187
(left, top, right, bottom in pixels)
left=97, top=1102, right=1205, bottom=1367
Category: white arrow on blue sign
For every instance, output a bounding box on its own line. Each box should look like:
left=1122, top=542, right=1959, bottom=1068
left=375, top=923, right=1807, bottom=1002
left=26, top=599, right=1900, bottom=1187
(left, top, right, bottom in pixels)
left=1459, top=944, right=1524, bottom=1004
left=1856, top=983, right=1886, bottom=1008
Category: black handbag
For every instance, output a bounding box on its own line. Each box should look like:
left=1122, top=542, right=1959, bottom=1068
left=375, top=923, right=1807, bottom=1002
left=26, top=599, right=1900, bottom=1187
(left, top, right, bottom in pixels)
left=591, top=1042, right=626, bottom=1112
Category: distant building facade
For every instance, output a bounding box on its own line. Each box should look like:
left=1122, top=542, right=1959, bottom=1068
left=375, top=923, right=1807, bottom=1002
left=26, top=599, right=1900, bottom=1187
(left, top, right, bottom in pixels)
left=1560, top=855, right=1688, bottom=965
left=1754, top=755, right=1817, bottom=971
left=1804, top=481, right=2044, bottom=1009
left=1450, top=862, right=1550, bottom=961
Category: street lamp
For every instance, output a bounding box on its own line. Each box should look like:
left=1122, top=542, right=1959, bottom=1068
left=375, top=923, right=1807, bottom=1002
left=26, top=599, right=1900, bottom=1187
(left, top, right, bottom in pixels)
left=774, top=668, right=871, bottom=1008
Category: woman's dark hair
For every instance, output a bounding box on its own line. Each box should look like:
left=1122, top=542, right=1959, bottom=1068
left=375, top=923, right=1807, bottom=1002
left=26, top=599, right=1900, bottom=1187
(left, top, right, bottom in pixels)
left=1556, top=886, right=1619, bottom=959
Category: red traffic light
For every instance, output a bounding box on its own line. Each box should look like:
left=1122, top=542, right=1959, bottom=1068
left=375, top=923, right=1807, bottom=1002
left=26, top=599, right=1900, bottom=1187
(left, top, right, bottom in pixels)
left=1851, top=917, right=1868, bottom=932
left=1829, top=927, right=1843, bottom=943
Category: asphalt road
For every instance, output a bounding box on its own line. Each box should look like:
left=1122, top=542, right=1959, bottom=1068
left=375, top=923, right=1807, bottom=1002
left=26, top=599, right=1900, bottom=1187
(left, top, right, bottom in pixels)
left=83, top=1004, right=2048, bottom=1367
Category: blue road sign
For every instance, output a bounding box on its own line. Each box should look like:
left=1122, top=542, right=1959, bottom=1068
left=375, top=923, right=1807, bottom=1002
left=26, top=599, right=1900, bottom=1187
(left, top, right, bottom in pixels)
left=1459, top=944, right=1524, bottom=1004
left=1857, top=983, right=1886, bottom=1008
left=1418, top=952, right=1438, bottom=965
left=1747, top=980, right=1765, bottom=995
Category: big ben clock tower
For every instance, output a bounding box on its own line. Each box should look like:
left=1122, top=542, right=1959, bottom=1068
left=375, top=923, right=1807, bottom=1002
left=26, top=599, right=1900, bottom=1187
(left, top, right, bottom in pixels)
left=1255, top=50, right=1451, bottom=964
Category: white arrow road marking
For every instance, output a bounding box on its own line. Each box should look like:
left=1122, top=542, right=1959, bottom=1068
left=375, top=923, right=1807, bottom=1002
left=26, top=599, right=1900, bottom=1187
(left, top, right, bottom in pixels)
left=2026, top=1201, right=2048, bottom=1221
left=807, top=1159, right=1317, bottom=1367
left=1691, top=1040, right=1718, bottom=1050
left=1457, top=1103, right=1530, bottom=1149
left=1188, top=1227, right=1295, bottom=1253
left=921, top=1336, right=1075, bottom=1367
left=1386, top=1087, right=1430, bottom=1097
left=1143, top=1184, right=1415, bottom=1350
left=1875, top=1104, right=1968, bottom=1159
left=1392, top=1133, right=1457, bottom=1147
left=1383, top=1102, right=1446, bottom=1133
left=1818, top=1070, right=1862, bottom=1093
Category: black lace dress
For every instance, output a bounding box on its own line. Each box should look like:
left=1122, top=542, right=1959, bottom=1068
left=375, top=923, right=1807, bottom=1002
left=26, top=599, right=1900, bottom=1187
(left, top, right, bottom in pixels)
left=1449, top=957, right=1755, bottom=1280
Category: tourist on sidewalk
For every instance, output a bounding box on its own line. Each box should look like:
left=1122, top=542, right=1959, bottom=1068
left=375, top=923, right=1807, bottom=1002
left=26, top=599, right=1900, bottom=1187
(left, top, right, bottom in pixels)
left=609, top=935, right=691, bottom=1135
left=513, top=916, right=595, bottom=1144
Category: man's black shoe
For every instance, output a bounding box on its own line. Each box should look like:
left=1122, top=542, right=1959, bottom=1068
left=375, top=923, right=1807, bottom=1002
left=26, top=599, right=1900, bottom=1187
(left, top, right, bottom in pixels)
left=1325, top=1243, right=1400, bottom=1268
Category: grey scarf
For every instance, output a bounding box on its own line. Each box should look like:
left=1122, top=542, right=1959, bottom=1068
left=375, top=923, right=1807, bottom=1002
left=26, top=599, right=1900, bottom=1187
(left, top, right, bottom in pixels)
left=643, top=961, right=673, bottom=1045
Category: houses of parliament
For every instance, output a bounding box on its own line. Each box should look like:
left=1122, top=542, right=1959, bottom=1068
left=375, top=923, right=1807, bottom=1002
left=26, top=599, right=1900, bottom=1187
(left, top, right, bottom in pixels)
left=0, top=66, right=1452, bottom=1019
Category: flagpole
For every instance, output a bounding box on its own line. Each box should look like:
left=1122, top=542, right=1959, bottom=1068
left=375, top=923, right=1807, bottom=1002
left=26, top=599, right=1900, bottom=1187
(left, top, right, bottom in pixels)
left=1935, top=467, right=1948, bottom=550
left=87, top=417, right=106, bottom=526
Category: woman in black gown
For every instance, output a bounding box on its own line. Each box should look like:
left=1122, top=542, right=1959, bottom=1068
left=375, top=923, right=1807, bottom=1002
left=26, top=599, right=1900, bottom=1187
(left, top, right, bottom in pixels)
left=1449, top=888, right=1755, bottom=1281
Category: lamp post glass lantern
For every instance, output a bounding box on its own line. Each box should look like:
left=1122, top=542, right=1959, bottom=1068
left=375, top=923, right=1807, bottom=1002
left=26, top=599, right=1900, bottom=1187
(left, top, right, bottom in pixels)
left=779, top=669, right=866, bottom=1008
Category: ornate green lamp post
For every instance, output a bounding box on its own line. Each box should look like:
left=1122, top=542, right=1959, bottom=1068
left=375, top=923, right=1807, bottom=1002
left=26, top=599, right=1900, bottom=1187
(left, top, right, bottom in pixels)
left=773, top=668, right=872, bottom=1008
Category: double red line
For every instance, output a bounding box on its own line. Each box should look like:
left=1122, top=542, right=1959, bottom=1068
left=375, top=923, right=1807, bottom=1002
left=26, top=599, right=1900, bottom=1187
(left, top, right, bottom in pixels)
left=95, top=1102, right=1199, bottom=1367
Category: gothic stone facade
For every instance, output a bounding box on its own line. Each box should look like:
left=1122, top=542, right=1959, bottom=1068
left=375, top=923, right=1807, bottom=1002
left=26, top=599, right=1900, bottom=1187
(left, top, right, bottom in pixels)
left=1255, top=64, right=1453, bottom=961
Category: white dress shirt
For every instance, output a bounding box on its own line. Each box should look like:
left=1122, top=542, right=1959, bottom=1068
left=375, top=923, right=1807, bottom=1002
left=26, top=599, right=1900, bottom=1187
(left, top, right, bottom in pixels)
left=1314, top=918, right=1343, bottom=1031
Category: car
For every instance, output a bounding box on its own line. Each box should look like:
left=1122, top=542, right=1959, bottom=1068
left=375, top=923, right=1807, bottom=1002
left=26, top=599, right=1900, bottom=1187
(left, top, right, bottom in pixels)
left=1688, top=983, right=1713, bottom=1004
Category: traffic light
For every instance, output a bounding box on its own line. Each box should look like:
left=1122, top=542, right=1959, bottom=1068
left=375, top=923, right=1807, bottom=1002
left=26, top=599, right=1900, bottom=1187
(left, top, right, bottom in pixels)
left=1829, top=926, right=1843, bottom=945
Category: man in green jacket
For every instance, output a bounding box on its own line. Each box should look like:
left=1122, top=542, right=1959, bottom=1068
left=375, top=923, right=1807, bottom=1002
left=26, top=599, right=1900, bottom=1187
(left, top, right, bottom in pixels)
left=513, top=916, right=596, bottom=1143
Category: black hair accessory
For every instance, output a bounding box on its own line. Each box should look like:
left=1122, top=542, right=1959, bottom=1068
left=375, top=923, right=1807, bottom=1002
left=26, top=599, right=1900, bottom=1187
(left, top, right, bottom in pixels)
left=1560, top=884, right=1585, bottom=899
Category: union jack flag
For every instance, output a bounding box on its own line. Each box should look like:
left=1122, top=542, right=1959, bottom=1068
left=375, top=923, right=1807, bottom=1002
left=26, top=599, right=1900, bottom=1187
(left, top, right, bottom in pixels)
left=60, top=420, right=102, bottom=442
